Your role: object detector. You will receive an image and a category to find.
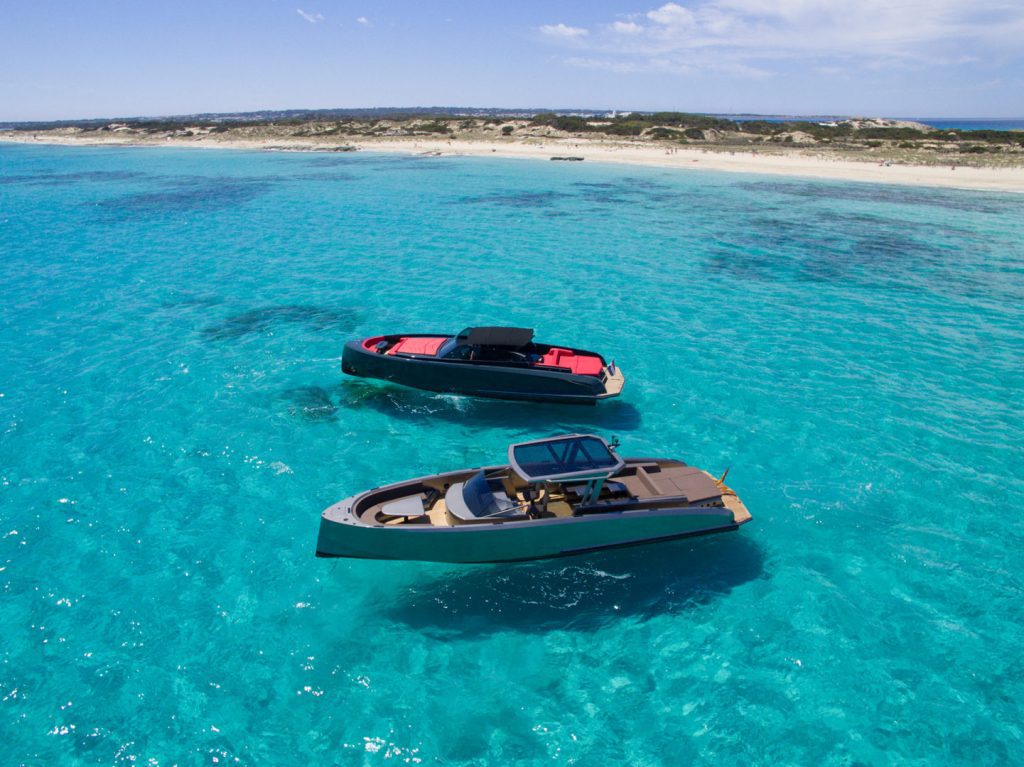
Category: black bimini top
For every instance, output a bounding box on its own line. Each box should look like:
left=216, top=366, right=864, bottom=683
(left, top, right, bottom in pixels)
left=508, top=434, right=625, bottom=483
left=459, top=326, right=534, bottom=347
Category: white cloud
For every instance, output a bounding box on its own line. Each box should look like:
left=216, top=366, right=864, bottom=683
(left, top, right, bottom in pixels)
left=356, top=16, right=371, bottom=26
left=540, top=23, right=589, bottom=39
left=610, top=21, right=644, bottom=35
left=646, top=3, right=695, bottom=27
left=296, top=9, right=325, bottom=24
left=541, top=1, right=1024, bottom=77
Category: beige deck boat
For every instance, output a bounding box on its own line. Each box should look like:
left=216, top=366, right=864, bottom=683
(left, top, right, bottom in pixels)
left=316, top=435, right=752, bottom=563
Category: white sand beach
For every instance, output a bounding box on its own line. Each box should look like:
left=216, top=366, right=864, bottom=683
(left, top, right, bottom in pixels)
left=3, top=131, right=1023, bottom=193
left=357, top=137, right=1024, bottom=193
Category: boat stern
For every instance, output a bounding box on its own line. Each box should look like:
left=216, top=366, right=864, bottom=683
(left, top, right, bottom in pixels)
left=719, top=483, right=753, bottom=527
left=598, top=362, right=626, bottom=399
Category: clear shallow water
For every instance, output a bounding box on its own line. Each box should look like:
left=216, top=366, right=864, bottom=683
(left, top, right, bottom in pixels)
left=1, top=144, right=1023, bottom=766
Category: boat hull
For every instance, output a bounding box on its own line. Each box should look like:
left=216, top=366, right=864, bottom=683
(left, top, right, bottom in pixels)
left=316, top=497, right=744, bottom=564
left=341, top=338, right=619, bottom=404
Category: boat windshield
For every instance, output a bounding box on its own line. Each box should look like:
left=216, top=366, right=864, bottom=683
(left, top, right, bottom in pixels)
left=437, top=337, right=469, bottom=359
left=509, top=435, right=623, bottom=482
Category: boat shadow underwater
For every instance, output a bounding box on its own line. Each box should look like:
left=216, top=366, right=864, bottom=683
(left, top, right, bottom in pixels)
left=381, top=534, right=764, bottom=636
left=334, top=379, right=643, bottom=432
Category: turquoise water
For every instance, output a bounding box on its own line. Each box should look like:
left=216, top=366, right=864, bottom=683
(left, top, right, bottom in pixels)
left=910, top=119, right=1024, bottom=132
left=2, top=143, right=1023, bottom=766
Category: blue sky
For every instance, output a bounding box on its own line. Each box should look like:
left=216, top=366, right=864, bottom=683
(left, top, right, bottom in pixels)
left=1, top=1, right=1022, bottom=121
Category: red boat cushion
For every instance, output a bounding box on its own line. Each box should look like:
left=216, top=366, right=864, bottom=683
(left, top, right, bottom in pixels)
left=539, top=348, right=604, bottom=377
left=570, top=355, right=604, bottom=376
left=540, top=347, right=571, bottom=367
left=388, top=337, right=447, bottom=356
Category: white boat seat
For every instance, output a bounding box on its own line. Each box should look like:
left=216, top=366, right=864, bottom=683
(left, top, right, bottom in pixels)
left=381, top=495, right=428, bottom=518
left=446, top=471, right=522, bottom=521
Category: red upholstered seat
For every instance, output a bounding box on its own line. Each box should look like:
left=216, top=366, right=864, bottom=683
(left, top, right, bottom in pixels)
left=388, top=337, right=447, bottom=356
left=540, top=348, right=572, bottom=367
left=570, top=355, right=604, bottom=376
left=538, top=348, right=604, bottom=377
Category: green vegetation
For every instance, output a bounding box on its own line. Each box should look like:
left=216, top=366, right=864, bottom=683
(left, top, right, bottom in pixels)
left=530, top=111, right=737, bottom=138
left=646, top=127, right=683, bottom=140
left=530, top=114, right=590, bottom=132
left=412, top=121, right=451, bottom=134
left=648, top=112, right=738, bottom=131
left=603, top=121, right=646, bottom=136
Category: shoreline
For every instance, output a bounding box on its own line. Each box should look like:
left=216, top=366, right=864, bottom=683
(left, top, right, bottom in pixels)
left=3, top=132, right=1023, bottom=193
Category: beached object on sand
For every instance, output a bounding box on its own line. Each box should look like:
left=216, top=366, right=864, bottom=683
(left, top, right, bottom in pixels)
left=341, top=327, right=624, bottom=404
left=315, top=434, right=752, bottom=563
left=550, top=156, right=585, bottom=161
